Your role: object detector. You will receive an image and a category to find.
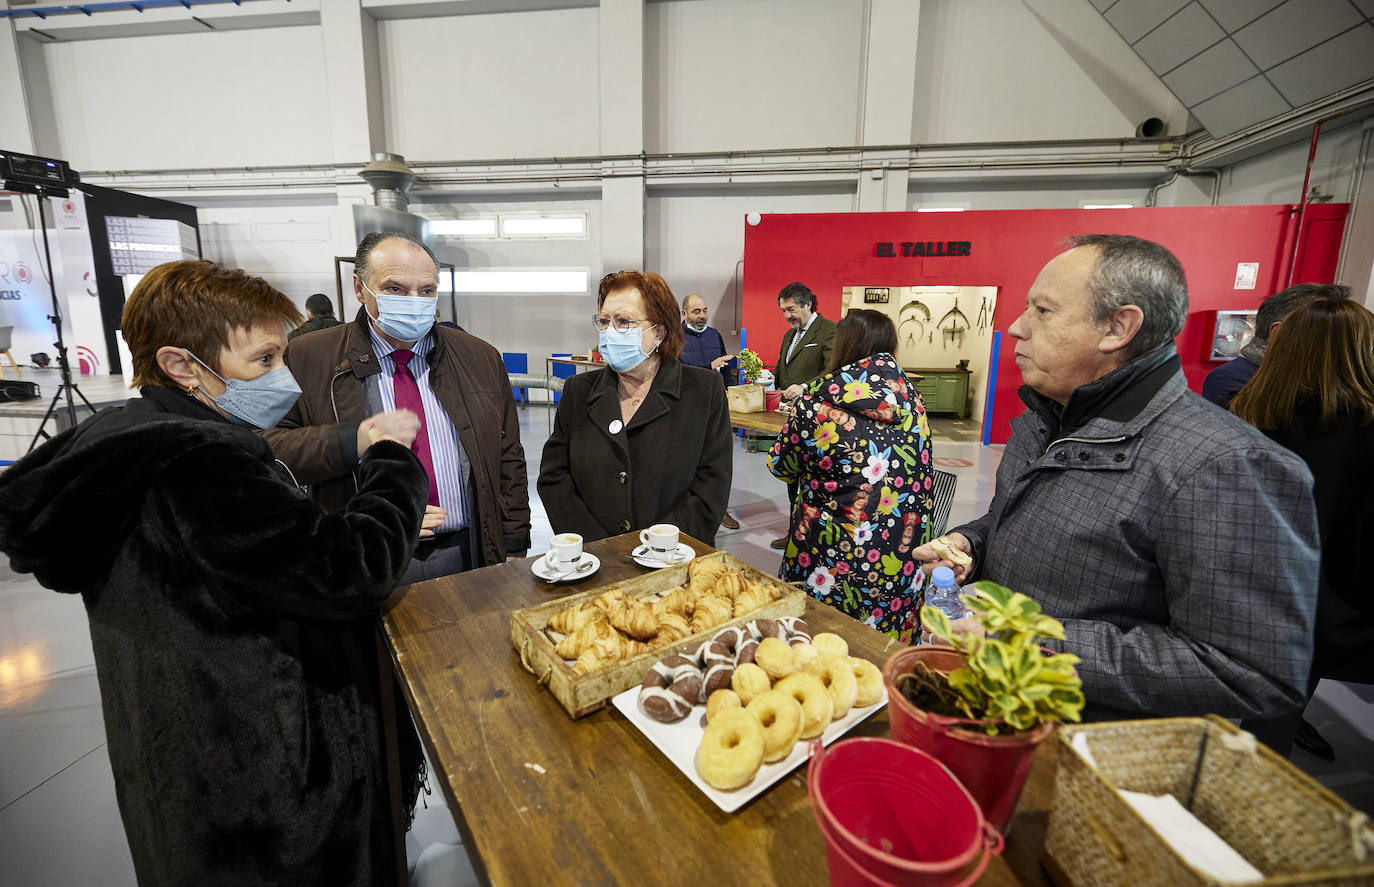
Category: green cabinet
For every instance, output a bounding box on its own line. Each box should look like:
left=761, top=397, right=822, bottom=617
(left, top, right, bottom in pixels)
left=907, top=367, right=971, bottom=418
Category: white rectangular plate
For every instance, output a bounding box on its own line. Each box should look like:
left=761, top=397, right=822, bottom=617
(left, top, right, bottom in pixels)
left=611, top=686, right=887, bottom=813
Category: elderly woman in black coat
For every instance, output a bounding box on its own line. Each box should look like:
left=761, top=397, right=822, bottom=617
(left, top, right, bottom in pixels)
left=539, top=270, right=732, bottom=545
left=0, top=260, right=428, bottom=885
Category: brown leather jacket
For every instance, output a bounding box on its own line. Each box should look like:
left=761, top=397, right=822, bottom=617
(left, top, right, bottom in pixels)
left=264, top=308, right=531, bottom=564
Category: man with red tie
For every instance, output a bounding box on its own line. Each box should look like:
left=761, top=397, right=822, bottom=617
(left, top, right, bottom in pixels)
left=266, top=232, right=530, bottom=583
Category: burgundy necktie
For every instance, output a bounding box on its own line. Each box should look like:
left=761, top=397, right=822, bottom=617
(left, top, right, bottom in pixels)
left=390, top=349, right=440, bottom=506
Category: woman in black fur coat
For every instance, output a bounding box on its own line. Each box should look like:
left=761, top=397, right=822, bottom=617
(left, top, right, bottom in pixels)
left=0, top=261, right=429, bottom=885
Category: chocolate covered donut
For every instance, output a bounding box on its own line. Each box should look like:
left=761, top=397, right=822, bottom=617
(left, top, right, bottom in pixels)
left=639, top=654, right=703, bottom=723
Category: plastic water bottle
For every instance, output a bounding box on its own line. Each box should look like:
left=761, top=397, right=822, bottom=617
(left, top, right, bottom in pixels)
left=926, top=566, right=966, bottom=623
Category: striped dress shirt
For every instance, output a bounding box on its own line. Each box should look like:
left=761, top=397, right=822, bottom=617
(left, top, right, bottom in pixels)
left=367, top=325, right=469, bottom=532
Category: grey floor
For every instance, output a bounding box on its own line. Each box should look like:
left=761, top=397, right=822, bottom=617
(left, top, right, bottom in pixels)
left=1, top=396, right=1370, bottom=886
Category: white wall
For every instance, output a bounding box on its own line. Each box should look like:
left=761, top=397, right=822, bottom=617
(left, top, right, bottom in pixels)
left=911, top=0, right=1188, bottom=143
left=412, top=192, right=602, bottom=363
left=377, top=8, right=600, bottom=161
left=646, top=184, right=856, bottom=356
left=35, top=27, right=334, bottom=170
left=1217, top=121, right=1367, bottom=206
left=194, top=197, right=351, bottom=317
left=645, top=0, right=865, bottom=153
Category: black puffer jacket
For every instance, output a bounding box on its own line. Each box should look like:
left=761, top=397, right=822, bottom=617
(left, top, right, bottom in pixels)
left=0, top=386, right=427, bottom=886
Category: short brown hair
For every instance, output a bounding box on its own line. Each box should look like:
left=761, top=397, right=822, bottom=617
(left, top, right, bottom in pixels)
left=1231, top=297, right=1374, bottom=431
left=122, top=260, right=301, bottom=389
left=828, top=309, right=898, bottom=372
left=597, top=270, right=684, bottom=361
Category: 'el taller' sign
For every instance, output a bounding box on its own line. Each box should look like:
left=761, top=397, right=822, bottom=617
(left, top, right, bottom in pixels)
left=875, top=240, right=972, bottom=257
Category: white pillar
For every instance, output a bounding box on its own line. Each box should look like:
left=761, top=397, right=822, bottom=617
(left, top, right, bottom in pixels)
left=598, top=0, right=645, bottom=270
left=1, top=5, right=37, bottom=155
left=856, top=0, right=920, bottom=212
left=319, top=0, right=384, bottom=164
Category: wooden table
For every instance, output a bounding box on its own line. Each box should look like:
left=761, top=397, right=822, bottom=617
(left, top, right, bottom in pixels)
left=382, top=532, right=1055, bottom=886
left=729, top=408, right=788, bottom=436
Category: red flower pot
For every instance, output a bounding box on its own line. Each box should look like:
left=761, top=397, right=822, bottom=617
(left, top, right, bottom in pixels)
left=882, top=645, right=1055, bottom=833
left=764, top=389, right=783, bottom=411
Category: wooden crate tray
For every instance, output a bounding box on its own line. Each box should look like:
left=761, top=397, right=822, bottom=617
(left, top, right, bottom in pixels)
left=511, top=551, right=806, bottom=718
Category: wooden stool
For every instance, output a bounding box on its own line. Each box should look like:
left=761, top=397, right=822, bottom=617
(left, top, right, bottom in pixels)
left=0, top=326, right=19, bottom=378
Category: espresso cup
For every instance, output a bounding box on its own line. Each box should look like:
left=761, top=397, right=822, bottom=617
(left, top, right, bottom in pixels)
left=548, top=532, right=583, bottom=567
left=639, top=524, right=679, bottom=561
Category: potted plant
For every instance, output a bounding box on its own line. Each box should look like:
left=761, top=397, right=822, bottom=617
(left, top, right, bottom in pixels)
left=882, top=581, right=1084, bottom=831
left=737, top=348, right=763, bottom=384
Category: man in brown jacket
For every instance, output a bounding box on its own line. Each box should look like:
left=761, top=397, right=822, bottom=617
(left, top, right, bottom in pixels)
left=265, top=232, right=530, bottom=582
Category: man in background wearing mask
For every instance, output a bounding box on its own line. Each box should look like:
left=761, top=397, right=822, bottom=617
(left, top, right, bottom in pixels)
left=679, top=292, right=740, bottom=531
left=266, top=232, right=531, bottom=582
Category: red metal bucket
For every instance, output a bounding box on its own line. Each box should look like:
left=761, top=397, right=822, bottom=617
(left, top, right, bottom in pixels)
left=808, top=737, right=1003, bottom=887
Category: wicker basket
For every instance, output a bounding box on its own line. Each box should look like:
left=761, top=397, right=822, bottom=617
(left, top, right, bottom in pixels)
left=1044, top=716, right=1374, bottom=887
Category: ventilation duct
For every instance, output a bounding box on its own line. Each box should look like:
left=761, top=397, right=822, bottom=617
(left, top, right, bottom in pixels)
left=358, top=152, right=417, bottom=212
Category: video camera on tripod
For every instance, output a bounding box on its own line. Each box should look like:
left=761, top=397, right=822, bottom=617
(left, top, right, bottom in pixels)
left=1, top=149, right=94, bottom=450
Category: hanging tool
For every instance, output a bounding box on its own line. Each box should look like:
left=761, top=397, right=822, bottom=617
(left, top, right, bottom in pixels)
left=938, top=296, right=971, bottom=351
left=898, top=299, right=931, bottom=352
left=976, top=294, right=991, bottom=332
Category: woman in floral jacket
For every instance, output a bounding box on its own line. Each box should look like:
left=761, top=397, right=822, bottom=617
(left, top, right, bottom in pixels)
left=769, top=309, right=934, bottom=644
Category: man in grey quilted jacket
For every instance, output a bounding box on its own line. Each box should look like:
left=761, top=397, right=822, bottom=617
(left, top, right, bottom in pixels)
left=917, top=234, right=1319, bottom=724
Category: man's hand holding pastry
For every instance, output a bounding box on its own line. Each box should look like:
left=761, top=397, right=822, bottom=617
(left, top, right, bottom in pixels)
left=913, top=532, right=974, bottom=584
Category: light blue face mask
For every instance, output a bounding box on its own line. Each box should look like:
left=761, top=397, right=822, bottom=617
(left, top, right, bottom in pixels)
left=599, top=324, right=658, bottom=373
left=185, top=350, right=301, bottom=429
left=360, top=278, right=438, bottom=342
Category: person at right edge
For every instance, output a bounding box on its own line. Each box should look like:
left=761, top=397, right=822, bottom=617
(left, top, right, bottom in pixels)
left=1201, top=282, right=1344, bottom=408
left=1231, top=291, right=1374, bottom=760
left=0, top=260, right=428, bottom=885
left=915, top=235, right=1320, bottom=731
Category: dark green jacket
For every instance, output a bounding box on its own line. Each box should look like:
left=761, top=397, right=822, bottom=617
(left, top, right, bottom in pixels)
left=774, top=314, right=837, bottom=390
left=288, top=314, right=341, bottom=340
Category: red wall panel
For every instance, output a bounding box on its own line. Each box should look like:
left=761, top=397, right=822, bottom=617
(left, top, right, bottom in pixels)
left=741, top=205, right=1348, bottom=444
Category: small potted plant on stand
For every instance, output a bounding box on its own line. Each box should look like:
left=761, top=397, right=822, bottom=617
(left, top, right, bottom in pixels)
left=726, top=348, right=767, bottom=412
left=882, top=581, right=1084, bottom=832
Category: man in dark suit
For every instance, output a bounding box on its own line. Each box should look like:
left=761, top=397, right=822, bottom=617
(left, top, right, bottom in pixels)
left=770, top=281, right=837, bottom=548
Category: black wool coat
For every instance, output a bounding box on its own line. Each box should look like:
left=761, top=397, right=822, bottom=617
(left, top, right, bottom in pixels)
left=0, top=386, right=428, bottom=886
left=538, top=358, right=732, bottom=546
left=1265, top=403, right=1374, bottom=683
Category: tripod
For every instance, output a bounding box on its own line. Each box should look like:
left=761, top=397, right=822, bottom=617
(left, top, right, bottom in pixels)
left=19, top=189, right=95, bottom=452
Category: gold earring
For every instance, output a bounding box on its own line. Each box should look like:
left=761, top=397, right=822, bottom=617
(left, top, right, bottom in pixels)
left=186, top=386, right=196, bottom=397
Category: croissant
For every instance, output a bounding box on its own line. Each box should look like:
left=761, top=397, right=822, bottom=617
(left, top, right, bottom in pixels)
left=592, top=588, right=633, bottom=616
left=688, top=559, right=727, bottom=597
left=571, top=632, right=648, bottom=674
left=548, top=601, right=605, bottom=634
left=711, top=571, right=747, bottom=603
left=690, top=593, right=734, bottom=633
left=653, top=587, right=695, bottom=619
left=554, top=618, right=618, bottom=659
left=656, top=612, right=692, bottom=645
left=733, top=585, right=772, bottom=618
left=610, top=599, right=660, bottom=642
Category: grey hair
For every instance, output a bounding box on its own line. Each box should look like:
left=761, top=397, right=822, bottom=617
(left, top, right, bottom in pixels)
left=777, top=281, right=818, bottom=312
left=1069, top=234, right=1188, bottom=359
left=354, top=231, right=439, bottom=284
left=681, top=292, right=705, bottom=312
left=1256, top=283, right=1350, bottom=341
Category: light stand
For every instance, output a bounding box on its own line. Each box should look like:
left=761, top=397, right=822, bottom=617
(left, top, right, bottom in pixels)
left=2, top=152, right=94, bottom=451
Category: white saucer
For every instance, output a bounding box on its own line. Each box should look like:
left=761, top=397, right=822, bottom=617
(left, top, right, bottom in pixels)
left=630, top=543, right=695, bottom=569
left=531, top=552, right=600, bottom=583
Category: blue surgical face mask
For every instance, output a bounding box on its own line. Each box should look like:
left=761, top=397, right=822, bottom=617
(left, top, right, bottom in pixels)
left=688, top=320, right=708, bottom=332
left=360, top=278, right=438, bottom=342
left=599, top=324, right=658, bottom=373
left=185, top=350, right=301, bottom=429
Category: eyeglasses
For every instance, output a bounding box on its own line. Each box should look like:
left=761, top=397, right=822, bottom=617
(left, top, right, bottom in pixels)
left=591, top=315, right=652, bottom=333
